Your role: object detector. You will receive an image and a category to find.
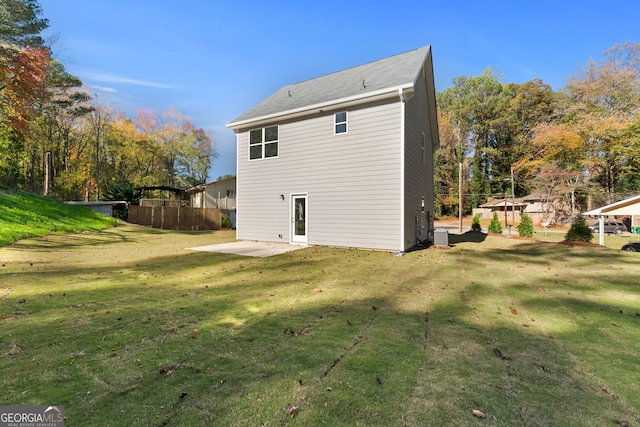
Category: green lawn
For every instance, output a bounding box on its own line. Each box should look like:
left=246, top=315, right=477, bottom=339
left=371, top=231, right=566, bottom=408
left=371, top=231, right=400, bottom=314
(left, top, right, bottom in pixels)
left=0, top=191, right=117, bottom=246
left=1, top=226, right=639, bottom=426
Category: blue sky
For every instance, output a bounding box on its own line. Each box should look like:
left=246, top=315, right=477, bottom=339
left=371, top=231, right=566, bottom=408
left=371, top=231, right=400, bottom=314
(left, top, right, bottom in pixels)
left=42, top=0, right=639, bottom=181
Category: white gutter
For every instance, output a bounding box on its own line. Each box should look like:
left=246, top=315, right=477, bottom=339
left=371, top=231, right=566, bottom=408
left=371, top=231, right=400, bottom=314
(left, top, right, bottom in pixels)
left=398, top=87, right=407, bottom=251
left=235, top=132, right=240, bottom=241
left=227, top=84, right=414, bottom=131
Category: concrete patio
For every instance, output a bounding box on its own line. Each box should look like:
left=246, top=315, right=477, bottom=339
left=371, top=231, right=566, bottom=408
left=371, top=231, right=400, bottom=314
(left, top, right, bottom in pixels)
left=188, top=241, right=306, bottom=257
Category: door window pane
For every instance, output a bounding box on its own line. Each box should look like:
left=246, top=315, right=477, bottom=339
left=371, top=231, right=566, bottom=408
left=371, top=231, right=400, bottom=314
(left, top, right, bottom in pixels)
left=294, top=198, right=306, bottom=236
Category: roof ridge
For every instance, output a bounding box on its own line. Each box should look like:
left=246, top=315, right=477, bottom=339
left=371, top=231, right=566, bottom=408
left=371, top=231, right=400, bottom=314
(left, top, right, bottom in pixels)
left=286, top=45, right=431, bottom=87
left=228, top=45, right=432, bottom=128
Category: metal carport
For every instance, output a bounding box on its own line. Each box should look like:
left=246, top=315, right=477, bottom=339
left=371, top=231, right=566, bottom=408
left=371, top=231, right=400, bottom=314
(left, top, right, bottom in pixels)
left=583, top=195, right=640, bottom=246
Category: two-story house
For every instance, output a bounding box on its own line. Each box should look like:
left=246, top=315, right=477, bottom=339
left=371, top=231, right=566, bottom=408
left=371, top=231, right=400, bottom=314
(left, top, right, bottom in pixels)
left=226, top=45, right=439, bottom=252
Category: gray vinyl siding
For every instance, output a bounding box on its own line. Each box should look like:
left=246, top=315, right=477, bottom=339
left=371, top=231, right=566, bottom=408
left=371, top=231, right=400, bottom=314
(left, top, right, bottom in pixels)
left=403, top=60, right=436, bottom=249
left=236, top=101, right=403, bottom=250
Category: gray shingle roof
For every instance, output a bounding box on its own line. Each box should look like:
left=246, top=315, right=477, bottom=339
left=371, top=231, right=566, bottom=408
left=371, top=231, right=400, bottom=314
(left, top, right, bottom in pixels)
left=228, top=46, right=431, bottom=126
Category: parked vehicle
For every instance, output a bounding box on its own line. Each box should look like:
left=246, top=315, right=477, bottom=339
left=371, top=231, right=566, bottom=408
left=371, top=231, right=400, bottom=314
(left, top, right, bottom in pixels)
left=590, top=221, right=628, bottom=234
left=621, top=242, right=640, bottom=252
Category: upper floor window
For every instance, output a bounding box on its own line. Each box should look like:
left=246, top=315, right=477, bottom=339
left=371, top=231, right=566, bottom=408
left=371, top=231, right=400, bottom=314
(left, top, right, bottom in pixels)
left=249, top=125, right=278, bottom=160
left=421, top=132, right=426, bottom=164
left=335, top=112, right=347, bottom=134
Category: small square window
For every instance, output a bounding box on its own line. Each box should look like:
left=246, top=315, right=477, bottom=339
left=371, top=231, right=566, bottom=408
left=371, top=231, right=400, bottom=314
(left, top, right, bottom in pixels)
left=265, top=126, right=278, bottom=142
left=335, top=112, right=347, bottom=134
left=250, top=129, right=262, bottom=144
left=249, top=129, right=263, bottom=160
left=248, top=126, right=278, bottom=160
left=265, top=142, right=278, bottom=158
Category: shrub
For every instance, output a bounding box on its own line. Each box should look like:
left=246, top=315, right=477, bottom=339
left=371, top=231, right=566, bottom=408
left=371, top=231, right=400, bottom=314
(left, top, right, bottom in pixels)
left=516, top=212, right=534, bottom=237
left=488, top=212, right=503, bottom=234
left=564, top=214, right=593, bottom=242
left=471, top=213, right=482, bottom=232
left=221, top=214, right=233, bottom=229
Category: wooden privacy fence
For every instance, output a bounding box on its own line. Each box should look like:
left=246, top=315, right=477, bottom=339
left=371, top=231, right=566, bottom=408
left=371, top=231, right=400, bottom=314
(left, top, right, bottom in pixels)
left=128, top=206, right=221, bottom=230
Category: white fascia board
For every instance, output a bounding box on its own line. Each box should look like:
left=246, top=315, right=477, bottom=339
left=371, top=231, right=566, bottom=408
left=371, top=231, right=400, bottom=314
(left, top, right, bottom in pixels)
left=226, top=84, right=414, bottom=131
left=583, top=194, right=640, bottom=216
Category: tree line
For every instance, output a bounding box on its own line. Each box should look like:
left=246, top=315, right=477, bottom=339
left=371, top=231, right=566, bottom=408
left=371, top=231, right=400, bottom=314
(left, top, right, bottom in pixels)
left=2, top=2, right=639, bottom=219
left=436, top=42, right=640, bottom=223
left=0, top=0, right=216, bottom=202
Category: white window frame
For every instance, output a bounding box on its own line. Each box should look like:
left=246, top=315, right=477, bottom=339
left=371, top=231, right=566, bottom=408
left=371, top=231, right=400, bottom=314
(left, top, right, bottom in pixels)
left=249, top=125, right=279, bottom=161
left=335, top=112, right=348, bottom=135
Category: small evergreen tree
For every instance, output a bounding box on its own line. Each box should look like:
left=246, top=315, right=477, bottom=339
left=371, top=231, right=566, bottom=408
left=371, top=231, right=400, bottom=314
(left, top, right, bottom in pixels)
left=564, top=214, right=593, bottom=242
left=471, top=213, right=482, bottom=232
left=488, top=212, right=503, bottom=234
left=516, top=212, right=534, bottom=237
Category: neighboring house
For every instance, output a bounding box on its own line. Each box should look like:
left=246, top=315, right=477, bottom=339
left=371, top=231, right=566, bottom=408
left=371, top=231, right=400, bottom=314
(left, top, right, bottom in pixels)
left=475, top=197, right=526, bottom=221
left=520, top=194, right=559, bottom=225
left=226, top=46, right=439, bottom=251
left=475, top=194, right=573, bottom=225
left=475, top=195, right=563, bottom=225
left=186, top=176, right=237, bottom=212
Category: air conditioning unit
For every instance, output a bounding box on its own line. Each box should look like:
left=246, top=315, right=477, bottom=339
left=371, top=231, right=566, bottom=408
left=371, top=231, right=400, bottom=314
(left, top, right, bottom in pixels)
left=434, top=229, right=449, bottom=247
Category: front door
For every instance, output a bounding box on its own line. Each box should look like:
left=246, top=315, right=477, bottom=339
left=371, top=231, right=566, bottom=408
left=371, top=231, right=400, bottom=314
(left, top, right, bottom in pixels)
left=291, top=194, right=308, bottom=244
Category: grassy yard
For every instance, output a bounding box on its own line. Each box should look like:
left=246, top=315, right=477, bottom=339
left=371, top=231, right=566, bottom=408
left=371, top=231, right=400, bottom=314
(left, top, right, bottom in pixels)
left=0, top=190, right=117, bottom=246
left=1, top=226, right=639, bottom=426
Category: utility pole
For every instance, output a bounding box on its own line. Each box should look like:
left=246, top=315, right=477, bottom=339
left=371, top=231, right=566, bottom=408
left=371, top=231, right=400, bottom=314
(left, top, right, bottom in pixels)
left=504, top=192, right=508, bottom=228
left=511, top=166, right=515, bottom=227
left=459, top=162, right=463, bottom=232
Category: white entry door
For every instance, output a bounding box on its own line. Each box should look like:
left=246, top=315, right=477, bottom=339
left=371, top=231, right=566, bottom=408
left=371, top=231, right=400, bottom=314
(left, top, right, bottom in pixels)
left=291, top=194, right=308, bottom=244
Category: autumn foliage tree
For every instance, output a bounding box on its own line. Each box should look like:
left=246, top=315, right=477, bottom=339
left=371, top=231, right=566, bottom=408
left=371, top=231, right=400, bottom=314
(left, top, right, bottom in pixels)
left=135, top=109, right=215, bottom=189
left=0, top=45, right=50, bottom=136
left=434, top=109, right=468, bottom=216
left=563, top=42, right=640, bottom=202
left=0, top=1, right=218, bottom=199
left=0, top=0, right=50, bottom=185
left=437, top=70, right=555, bottom=212
left=436, top=43, right=640, bottom=220
left=0, top=0, right=50, bottom=132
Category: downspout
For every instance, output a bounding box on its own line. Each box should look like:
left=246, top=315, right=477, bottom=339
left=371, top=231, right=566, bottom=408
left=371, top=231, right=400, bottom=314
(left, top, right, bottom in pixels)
left=399, top=88, right=406, bottom=252
left=235, top=133, right=240, bottom=241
